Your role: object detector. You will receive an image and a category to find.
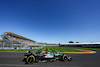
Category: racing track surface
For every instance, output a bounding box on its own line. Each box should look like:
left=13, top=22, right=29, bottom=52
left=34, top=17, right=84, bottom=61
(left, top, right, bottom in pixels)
left=0, top=50, right=100, bottom=67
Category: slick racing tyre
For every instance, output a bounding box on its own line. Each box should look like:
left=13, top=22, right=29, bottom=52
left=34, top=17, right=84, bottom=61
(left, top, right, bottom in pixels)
left=62, top=55, right=68, bottom=62
left=26, top=55, right=35, bottom=64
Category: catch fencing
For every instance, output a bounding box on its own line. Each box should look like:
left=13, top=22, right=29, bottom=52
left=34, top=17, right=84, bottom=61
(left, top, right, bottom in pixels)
left=0, top=47, right=43, bottom=49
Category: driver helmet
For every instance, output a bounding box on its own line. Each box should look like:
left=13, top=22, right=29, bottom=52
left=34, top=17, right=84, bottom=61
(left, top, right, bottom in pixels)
left=42, top=50, right=48, bottom=54
left=45, top=50, right=48, bottom=53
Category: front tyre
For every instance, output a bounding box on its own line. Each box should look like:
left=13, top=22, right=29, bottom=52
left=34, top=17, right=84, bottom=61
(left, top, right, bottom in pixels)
left=26, top=55, right=35, bottom=64
left=62, top=55, right=68, bottom=62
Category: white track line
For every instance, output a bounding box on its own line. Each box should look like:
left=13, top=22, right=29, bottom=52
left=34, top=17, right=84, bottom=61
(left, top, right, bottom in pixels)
left=0, top=64, right=81, bottom=67
left=0, top=64, right=36, bottom=66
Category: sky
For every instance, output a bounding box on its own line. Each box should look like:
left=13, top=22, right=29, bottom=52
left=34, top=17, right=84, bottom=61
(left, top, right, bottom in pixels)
left=0, top=0, right=100, bottom=43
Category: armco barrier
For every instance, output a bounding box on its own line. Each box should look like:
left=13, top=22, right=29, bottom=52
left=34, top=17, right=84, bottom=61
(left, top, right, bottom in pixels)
left=0, top=47, right=43, bottom=49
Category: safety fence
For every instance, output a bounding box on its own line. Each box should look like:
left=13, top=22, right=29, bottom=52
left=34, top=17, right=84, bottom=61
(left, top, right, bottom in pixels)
left=0, top=47, right=43, bottom=49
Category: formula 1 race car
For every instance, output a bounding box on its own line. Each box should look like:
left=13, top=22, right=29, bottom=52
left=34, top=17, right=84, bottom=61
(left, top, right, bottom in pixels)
left=22, top=51, right=72, bottom=64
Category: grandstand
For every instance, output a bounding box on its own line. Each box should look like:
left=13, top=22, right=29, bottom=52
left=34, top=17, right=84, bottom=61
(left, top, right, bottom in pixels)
left=1, top=32, right=45, bottom=48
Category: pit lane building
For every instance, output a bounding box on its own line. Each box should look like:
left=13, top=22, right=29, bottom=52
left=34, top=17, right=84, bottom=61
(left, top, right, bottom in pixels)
left=60, top=43, right=100, bottom=48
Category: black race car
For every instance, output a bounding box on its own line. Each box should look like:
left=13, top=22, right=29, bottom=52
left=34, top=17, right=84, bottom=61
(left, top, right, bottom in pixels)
left=23, top=51, right=72, bottom=64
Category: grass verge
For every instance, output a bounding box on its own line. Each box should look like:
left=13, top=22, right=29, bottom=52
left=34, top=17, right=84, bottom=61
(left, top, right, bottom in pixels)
left=62, top=47, right=100, bottom=50
left=0, top=46, right=83, bottom=52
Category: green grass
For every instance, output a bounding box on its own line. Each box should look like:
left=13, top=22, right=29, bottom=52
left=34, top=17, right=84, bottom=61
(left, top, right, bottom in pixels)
left=0, top=49, right=40, bottom=52
left=62, top=47, right=100, bottom=50
left=0, top=46, right=83, bottom=52
left=48, top=47, right=82, bottom=52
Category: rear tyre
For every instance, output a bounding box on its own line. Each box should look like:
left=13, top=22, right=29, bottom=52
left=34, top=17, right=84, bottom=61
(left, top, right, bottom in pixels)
left=26, top=55, right=35, bottom=64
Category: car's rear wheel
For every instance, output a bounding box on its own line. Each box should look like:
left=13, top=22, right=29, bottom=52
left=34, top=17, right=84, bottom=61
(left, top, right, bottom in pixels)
left=26, top=55, right=35, bottom=64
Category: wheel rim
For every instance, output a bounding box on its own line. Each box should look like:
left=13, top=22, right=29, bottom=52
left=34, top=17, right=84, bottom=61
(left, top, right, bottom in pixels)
left=29, top=57, right=33, bottom=63
left=64, top=57, right=67, bottom=60
left=27, top=56, right=35, bottom=64
left=62, top=55, right=68, bottom=61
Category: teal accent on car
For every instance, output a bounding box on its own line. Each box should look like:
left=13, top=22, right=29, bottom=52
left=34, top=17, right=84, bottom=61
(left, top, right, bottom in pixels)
left=54, top=53, right=62, bottom=56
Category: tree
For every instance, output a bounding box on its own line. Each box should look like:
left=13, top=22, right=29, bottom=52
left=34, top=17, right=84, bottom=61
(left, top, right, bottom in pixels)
left=59, top=43, right=61, bottom=46
left=76, top=42, right=79, bottom=43
left=69, top=41, right=74, bottom=43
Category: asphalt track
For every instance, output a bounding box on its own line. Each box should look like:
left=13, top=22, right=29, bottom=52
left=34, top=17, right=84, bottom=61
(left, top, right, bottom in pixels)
left=0, top=50, right=100, bottom=67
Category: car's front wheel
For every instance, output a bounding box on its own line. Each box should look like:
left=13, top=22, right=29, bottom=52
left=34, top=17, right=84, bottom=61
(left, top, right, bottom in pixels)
left=62, top=55, right=68, bottom=62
